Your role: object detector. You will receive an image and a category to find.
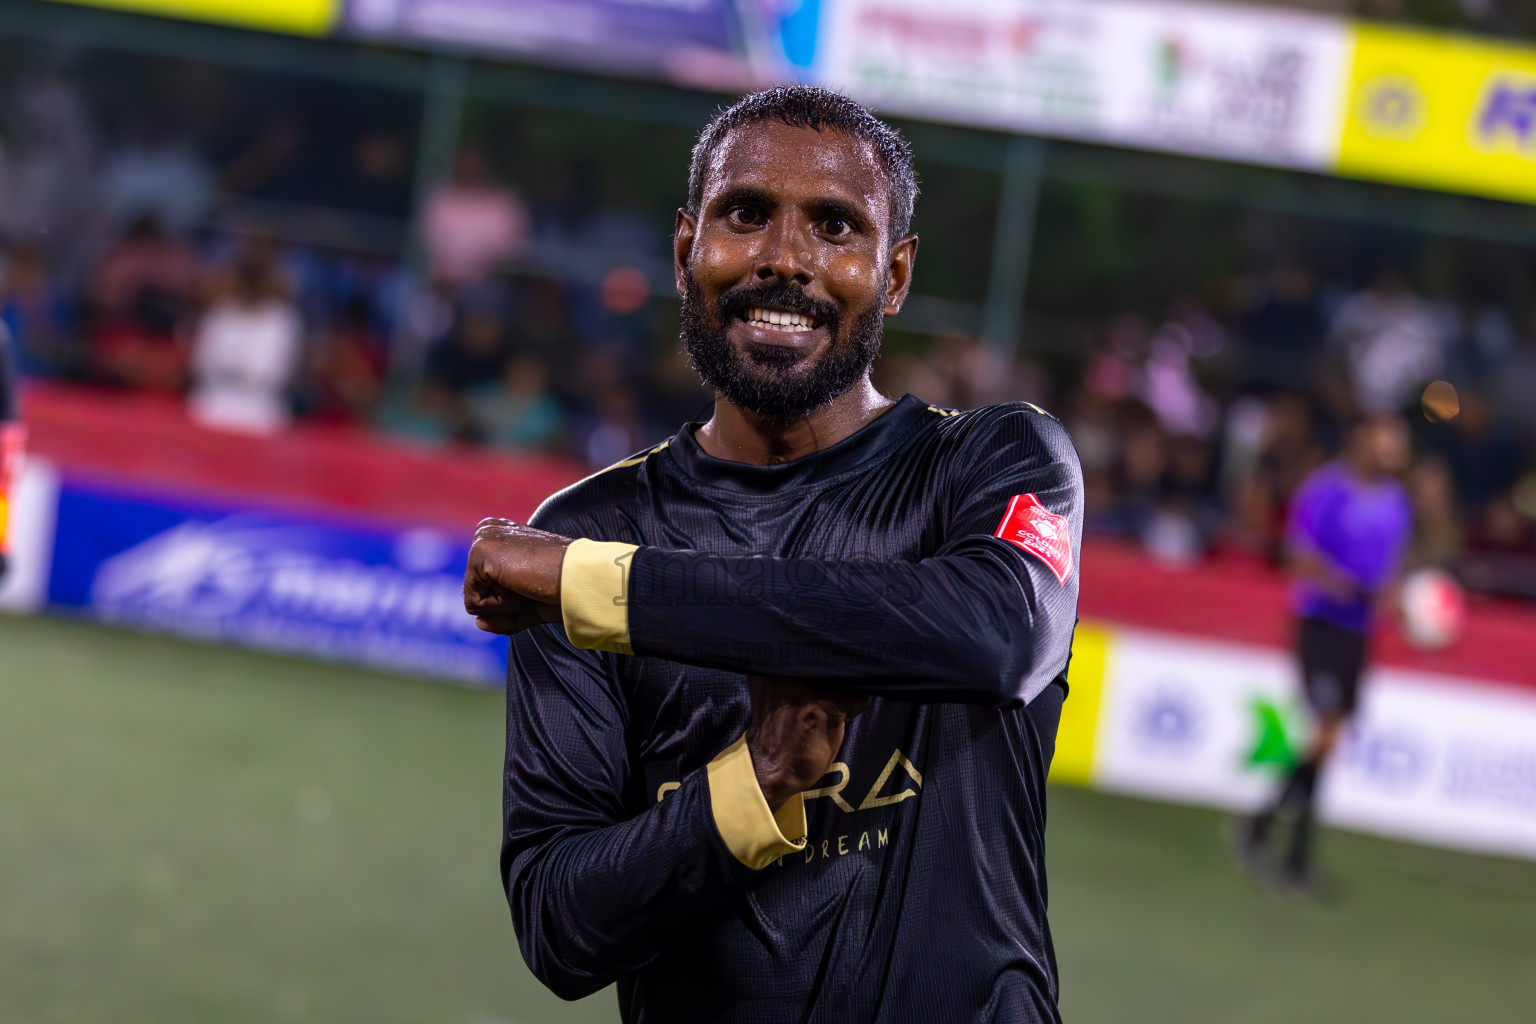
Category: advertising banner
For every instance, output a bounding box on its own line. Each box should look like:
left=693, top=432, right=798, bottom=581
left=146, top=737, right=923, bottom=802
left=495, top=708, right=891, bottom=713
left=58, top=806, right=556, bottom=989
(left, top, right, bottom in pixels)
left=46, top=480, right=506, bottom=686
left=346, top=0, right=755, bottom=83
left=1073, top=624, right=1536, bottom=862
left=812, top=0, right=1350, bottom=170
left=1337, top=24, right=1536, bottom=206
left=44, top=0, right=339, bottom=36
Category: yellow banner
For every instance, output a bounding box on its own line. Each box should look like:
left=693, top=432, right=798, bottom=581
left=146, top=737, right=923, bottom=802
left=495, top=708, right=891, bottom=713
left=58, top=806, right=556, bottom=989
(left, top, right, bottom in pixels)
left=1339, top=24, right=1536, bottom=205
left=47, top=0, right=337, bottom=36
left=1050, top=623, right=1112, bottom=787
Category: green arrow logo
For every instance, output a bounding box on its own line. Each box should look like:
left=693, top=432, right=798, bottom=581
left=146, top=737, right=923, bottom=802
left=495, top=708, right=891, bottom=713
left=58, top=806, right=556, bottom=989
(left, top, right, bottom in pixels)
left=1245, top=696, right=1304, bottom=773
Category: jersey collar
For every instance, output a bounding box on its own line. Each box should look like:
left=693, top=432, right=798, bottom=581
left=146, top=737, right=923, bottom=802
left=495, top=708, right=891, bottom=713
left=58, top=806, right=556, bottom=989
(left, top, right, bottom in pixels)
left=665, top=394, right=930, bottom=494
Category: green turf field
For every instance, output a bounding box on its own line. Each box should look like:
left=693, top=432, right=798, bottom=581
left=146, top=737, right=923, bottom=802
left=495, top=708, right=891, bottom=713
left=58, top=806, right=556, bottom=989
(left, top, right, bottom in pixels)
left=4, top=613, right=1535, bottom=1023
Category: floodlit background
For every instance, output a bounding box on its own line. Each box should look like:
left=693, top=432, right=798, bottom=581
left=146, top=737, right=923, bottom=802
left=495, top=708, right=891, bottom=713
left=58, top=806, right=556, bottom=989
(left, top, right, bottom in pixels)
left=3, top=0, right=1536, bottom=1021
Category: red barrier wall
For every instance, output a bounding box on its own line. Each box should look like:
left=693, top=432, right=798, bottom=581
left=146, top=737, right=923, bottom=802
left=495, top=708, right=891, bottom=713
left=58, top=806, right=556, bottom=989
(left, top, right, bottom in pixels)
left=23, top=382, right=585, bottom=530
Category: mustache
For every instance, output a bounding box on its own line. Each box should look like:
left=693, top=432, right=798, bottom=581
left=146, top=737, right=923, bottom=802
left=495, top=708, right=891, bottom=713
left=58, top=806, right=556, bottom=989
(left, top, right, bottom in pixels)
left=715, top=281, right=842, bottom=329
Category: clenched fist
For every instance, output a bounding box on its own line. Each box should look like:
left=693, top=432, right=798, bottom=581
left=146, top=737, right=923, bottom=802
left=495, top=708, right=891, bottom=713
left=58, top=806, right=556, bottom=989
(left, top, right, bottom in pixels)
left=463, top=518, right=571, bottom=634
left=746, top=677, right=870, bottom=811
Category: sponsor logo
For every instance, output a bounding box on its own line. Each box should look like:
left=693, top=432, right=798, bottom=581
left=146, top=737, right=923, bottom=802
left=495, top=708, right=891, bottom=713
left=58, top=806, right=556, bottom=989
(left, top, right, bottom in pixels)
left=1443, top=740, right=1536, bottom=813
left=1132, top=687, right=1204, bottom=753
left=656, top=747, right=918, bottom=870
left=994, top=493, right=1073, bottom=584
left=1244, top=695, right=1305, bottom=773
left=1340, top=725, right=1430, bottom=794
left=1475, top=77, right=1536, bottom=155
left=1356, top=73, right=1426, bottom=141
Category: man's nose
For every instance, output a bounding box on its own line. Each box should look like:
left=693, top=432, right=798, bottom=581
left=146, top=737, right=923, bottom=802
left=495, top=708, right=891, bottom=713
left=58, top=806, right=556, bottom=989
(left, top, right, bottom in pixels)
left=754, top=216, right=813, bottom=287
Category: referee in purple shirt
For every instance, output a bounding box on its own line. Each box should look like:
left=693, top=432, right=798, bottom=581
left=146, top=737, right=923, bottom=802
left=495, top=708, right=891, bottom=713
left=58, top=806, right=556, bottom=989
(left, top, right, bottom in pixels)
left=1238, top=414, right=1412, bottom=893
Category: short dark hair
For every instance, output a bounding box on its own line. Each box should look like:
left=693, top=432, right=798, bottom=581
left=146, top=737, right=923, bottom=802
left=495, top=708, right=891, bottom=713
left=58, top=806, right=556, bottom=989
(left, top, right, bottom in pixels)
left=686, top=85, right=918, bottom=242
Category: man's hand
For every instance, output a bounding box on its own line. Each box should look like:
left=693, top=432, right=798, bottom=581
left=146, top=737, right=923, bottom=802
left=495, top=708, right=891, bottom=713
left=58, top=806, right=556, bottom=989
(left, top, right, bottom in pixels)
left=746, top=678, right=869, bottom=812
left=1290, top=548, right=1364, bottom=603
left=463, top=518, right=572, bottom=635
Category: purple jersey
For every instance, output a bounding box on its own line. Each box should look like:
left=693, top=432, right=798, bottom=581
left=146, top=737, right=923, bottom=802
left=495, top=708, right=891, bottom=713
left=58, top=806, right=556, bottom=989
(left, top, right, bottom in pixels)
left=1288, top=460, right=1412, bottom=634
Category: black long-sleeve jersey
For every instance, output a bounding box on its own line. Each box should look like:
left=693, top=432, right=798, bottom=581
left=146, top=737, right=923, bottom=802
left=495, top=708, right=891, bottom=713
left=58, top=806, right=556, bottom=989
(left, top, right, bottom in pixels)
left=502, top=395, right=1083, bottom=1023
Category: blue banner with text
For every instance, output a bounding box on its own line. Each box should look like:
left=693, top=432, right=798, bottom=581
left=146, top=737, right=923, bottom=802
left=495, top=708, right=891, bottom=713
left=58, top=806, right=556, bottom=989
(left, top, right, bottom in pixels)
left=47, top=480, right=504, bottom=685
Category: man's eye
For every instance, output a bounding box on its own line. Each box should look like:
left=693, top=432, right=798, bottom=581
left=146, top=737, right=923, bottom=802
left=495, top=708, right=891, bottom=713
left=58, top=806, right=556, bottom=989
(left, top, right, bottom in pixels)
left=728, top=206, right=763, bottom=226
left=822, top=218, right=852, bottom=238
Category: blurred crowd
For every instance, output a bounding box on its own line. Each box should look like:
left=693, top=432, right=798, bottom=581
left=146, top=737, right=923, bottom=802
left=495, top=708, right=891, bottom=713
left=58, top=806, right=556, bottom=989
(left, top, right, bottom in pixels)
left=0, top=135, right=698, bottom=464
left=886, top=262, right=1536, bottom=599
left=0, top=66, right=694, bottom=472
left=4, top=63, right=1536, bottom=600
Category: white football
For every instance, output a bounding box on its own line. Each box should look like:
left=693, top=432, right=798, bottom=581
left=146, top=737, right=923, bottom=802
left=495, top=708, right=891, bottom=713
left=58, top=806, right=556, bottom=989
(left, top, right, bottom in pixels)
left=1399, top=568, right=1465, bottom=650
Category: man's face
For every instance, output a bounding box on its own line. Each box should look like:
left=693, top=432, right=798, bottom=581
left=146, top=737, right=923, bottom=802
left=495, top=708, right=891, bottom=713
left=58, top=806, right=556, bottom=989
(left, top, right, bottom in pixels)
left=675, top=120, right=916, bottom=420
left=1370, top=416, right=1411, bottom=476
left=1356, top=415, right=1410, bottom=477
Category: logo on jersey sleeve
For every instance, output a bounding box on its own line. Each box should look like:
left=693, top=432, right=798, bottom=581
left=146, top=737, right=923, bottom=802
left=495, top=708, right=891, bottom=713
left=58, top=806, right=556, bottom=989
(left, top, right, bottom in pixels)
left=994, top=494, right=1073, bottom=585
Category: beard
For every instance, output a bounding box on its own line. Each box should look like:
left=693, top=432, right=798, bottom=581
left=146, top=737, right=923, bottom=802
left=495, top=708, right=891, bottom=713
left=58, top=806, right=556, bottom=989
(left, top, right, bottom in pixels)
left=679, top=271, right=885, bottom=422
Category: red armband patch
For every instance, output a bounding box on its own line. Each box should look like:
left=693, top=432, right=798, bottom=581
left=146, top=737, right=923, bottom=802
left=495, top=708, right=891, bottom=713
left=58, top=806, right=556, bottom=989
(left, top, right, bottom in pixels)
left=994, top=494, right=1073, bottom=585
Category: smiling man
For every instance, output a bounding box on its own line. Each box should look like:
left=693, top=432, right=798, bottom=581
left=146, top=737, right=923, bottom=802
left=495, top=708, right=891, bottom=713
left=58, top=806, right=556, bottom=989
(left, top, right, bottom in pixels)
left=464, top=87, right=1083, bottom=1023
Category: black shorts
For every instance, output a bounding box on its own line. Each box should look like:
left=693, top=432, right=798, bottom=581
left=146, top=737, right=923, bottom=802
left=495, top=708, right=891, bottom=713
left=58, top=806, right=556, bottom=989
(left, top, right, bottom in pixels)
left=1296, top=617, right=1367, bottom=717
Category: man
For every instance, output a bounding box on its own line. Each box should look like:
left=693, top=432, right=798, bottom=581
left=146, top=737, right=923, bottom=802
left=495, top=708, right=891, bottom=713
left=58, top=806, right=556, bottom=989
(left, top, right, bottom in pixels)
left=1239, top=414, right=1412, bottom=892
left=464, top=86, right=1083, bottom=1022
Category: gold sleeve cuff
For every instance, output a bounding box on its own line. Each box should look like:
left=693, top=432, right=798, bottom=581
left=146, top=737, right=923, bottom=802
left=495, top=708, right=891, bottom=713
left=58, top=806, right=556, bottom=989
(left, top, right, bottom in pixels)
left=560, top=539, right=638, bottom=654
left=706, top=735, right=808, bottom=870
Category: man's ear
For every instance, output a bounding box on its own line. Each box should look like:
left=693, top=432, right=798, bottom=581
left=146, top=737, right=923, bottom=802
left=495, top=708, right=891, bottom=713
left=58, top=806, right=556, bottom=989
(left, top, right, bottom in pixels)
left=674, top=208, right=697, bottom=298
left=884, top=233, right=919, bottom=316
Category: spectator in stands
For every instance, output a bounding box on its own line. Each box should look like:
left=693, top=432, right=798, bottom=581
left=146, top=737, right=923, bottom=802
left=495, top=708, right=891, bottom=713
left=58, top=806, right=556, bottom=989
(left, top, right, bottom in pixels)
left=1242, top=261, right=1325, bottom=389
left=188, top=238, right=302, bottom=436
left=518, top=276, right=577, bottom=357
left=1427, top=392, right=1525, bottom=513
left=536, top=159, right=661, bottom=350
left=1494, top=310, right=1536, bottom=432
left=1064, top=387, right=1121, bottom=532
left=1111, top=405, right=1168, bottom=540
left=1407, top=455, right=1464, bottom=570
left=470, top=353, right=565, bottom=452
left=583, top=383, right=642, bottom=469
left=1472, top=493, right=1533, bottom=560
left=1137, top=305, right=1220, bottom=441
left=1329, top=268, right=1449, bottom=414
left=894, top=333, right=1033, bottom=413
left=0, top=243, right=79, bottom=378
left=425, top=291, right=515, bottom=397
left=423, top=150, right=529, bottom=290
left=1448, top=301, right=1518, bottom=387
left=1227, top=393, right=1328, bottom=561
left=1461, top=491, right=1536, bottom=594
left=91, top=213, right=202, bottom=392
left=377, top=379, right=464, bottom=446
left=574, top=352, right=643, bottom=468
left=310, top=296, right=384, bottom=425
left=1153, top=433, right=1221, bottom=562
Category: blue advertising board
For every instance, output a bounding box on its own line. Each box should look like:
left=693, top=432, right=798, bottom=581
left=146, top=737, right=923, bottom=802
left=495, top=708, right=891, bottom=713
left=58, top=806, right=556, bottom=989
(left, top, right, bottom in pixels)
left=48, top=479, right=507, bottom=686
left=344, top=0, right=825, bottom=85
left=349, top=0, right=741, bottom=79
